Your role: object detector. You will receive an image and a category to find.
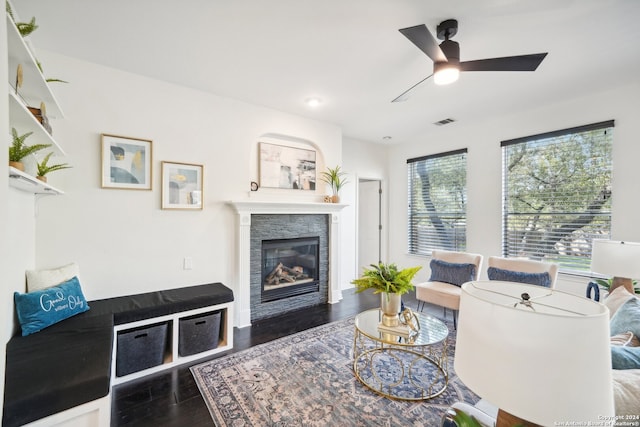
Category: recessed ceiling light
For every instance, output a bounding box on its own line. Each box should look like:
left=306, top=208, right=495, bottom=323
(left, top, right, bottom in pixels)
left=305, top=97, right=322, bottom=108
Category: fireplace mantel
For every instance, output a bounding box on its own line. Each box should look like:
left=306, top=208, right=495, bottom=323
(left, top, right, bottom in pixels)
left=229, top=200, right=347, bottom=215
left=228, top=200, right=347, bottom=327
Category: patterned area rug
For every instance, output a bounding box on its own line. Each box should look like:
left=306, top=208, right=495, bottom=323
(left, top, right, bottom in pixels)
left=191, top=316, right=478, bottom=426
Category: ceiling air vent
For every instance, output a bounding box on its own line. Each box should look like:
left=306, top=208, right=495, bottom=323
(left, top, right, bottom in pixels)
left=433, top=118, right=455, bottom=126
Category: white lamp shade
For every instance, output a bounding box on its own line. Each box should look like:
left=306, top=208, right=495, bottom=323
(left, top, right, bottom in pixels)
left=591, top=239, right=640, bottom=279
left=454, top=281, right=614, bottom=425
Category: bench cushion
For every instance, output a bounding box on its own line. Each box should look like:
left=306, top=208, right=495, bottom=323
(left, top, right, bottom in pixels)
left=88, top=282, right=234, bottom=324
left=3, top=312, right=114, bottom=427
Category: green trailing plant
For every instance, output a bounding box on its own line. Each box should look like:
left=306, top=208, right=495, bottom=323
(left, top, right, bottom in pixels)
left=36, top=152, right=71, bottom=177
left=594, top=277, right=640, bottom=294
left=16, top=17, right=38, bottom=37
left=6, top=2, right=39, bottom=36
left=9, top=128, right=50, bottom=162
left=46, top=78, right=69, bottom=84
left=351, top=262, right=421, bottom=295
left=36, top=60, right=69, bottom=84
left=320, top=165, right=348, bottom=195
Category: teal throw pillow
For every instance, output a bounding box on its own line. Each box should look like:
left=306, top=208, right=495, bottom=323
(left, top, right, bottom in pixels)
left=487, top=267, right=552, bottom=288
left=14, top=276, right=90, bottom=336
left=611, top=345, right=640, bottom=370
left=610, top=297, right=640, bottom=338
left=429, top=259, right=476, bottom=287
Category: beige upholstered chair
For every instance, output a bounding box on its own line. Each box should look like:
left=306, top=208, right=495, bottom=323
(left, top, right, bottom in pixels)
left=487, top=256, right=559, bottom=288
left=414, top=250, right=483, bottom=328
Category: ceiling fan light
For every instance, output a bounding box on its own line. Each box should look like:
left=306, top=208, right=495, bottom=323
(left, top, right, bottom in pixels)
left=305, top=97, right=322, bottom=107
left=434, top=62, right=459, bottom=85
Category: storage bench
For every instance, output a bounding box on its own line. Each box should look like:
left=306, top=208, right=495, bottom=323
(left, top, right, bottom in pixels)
left=3, top=282, right=234, bottom=427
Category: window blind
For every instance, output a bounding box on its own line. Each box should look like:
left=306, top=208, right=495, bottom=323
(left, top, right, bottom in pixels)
left=407, top=149, right=467, bottom=255
left=501, top=121, right=614, bottom=273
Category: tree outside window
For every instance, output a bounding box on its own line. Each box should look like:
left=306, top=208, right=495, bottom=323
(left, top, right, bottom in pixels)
left=502, top=121, right=613, bottom=273
left=407, top=149, right=467, bottom=255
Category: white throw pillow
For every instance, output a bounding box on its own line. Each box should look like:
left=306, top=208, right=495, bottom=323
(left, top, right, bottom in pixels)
left=26, top=262, right=79, bottom=293
left=604, top=286, right=635, bottom=318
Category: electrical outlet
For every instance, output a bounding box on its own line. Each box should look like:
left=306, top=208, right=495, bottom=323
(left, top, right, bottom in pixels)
left=183, top=257, right=193, bottom=270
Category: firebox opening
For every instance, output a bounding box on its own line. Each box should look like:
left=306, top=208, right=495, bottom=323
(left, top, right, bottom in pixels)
left=261, top=236, right=320, bottom=303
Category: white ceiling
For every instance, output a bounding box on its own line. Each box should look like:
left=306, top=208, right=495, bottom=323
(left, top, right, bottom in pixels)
left=11, top=0, right=640, bottom=144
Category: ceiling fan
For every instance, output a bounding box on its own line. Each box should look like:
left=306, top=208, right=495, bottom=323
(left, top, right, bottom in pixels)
left=392, top=19, right=547, bottom=102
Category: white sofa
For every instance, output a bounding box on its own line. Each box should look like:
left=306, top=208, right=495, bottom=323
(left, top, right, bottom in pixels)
left=602, top=285, right=640, bottom=416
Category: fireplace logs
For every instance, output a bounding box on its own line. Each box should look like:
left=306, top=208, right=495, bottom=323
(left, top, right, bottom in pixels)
left=264, top=263, right=311, bottom=288
left=260, top=236, right=320, bottom=302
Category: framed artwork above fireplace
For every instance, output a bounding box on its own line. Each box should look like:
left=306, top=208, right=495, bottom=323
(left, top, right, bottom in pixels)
left=259, top=142, right=316, bottom=190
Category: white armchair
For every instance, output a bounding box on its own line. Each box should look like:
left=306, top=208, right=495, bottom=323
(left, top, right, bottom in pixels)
left=414, top=250, right=483, bottom=329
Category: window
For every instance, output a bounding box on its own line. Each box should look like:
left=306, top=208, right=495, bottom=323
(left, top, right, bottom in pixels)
left=407, top=149, right=467, bottom=255
left=502, top=121, right=614, bottom=273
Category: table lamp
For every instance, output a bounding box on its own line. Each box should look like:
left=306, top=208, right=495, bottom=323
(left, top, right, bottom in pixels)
left=591, top=239, right=640, bottom=295
left=455, top=281, right=614, bottom=426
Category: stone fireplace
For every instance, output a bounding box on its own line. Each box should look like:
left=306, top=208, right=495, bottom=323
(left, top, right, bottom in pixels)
left=229, top=201, right=347, bottom=327
left=250, top=214, right=327, bottom=321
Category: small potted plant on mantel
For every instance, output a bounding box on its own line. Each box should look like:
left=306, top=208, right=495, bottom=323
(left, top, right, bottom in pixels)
left=351, top=262, right=421, bottom=326
left=9, top=127, right=50, bottom=172
left=36, top=152, right=71, bottom=182
left=320, top=165, right=348, bottom=203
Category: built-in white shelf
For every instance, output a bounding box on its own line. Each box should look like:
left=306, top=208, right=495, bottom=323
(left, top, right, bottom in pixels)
left=8, top=92, right=65, bottom=155
left=110, top=303, right=234, bottom=386
left=8, top=166, right=63, bottom=195
left=6, top=14, right=64, bottom=119
left=7, top=8, right=68, bottom=195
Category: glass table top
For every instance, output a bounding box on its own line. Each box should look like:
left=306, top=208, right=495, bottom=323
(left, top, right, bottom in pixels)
left=354, top=308, right=449, bottom=346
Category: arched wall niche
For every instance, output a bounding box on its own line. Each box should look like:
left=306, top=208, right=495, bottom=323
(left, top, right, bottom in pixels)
left=249, top=133, right=328, bottom=201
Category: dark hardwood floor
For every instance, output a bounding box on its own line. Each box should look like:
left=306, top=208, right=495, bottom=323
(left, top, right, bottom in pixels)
left=111, top=289, right=443, bottom=427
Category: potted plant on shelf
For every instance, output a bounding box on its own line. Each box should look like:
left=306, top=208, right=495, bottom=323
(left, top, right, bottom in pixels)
left=320, top=165, right=348, bottom=203
left=351, top=262, right=422, bottom=326
left=6, top=2, right=38, bottom=37
left=36, top=152, right=71, bottom=182
left=9, top=127, right=50, bottom=172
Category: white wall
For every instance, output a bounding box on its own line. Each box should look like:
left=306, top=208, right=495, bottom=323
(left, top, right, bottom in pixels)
left=30, top=51, right=345, bottom=303
left=0, top=9, right=9, bottom=417
left=342, top=137, right=389, bottom=286
left=386, top=83, right=640, bottom=296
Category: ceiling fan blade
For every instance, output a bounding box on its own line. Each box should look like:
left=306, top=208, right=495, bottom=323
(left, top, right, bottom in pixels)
left=399, top=24, right=447, bottom=63
left=391, top=74, right=433, bottom=103
left=459, top=53, right=547, bottom=72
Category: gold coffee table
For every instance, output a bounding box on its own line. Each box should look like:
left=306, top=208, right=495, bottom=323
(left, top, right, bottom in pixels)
left=353, top=308, right=449, bottom=400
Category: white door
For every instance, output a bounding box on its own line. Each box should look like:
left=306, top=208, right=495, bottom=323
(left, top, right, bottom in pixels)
left=358, top=179, right=382, bottom=272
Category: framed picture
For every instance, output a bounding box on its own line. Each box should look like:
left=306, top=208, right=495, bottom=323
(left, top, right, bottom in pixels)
left=101, top=134, right=152, bottom=190
left=161, top=161, right=203, bottom=210
left=259, top=142, right=316, bottom=190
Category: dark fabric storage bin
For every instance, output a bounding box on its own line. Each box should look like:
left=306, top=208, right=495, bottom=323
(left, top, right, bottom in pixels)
left=178, top=311, right=221, bottom=356
left=116, top=322, right=168, bottom=377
